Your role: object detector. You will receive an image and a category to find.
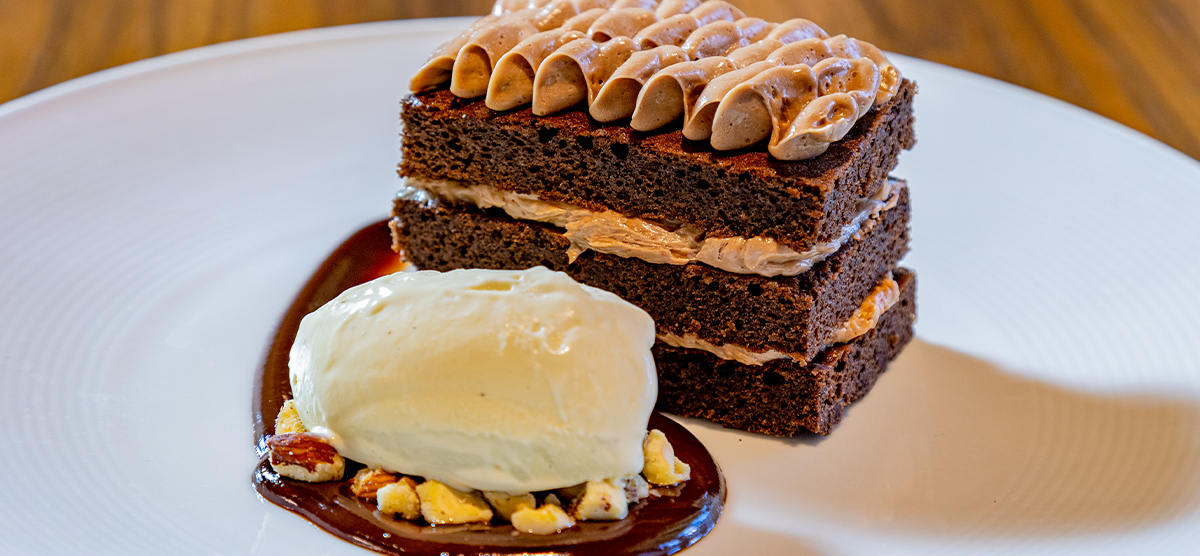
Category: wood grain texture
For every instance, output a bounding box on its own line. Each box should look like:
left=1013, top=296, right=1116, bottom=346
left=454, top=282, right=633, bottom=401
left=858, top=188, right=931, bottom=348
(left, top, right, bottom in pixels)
left=2, top=0, right=1198, bottom=160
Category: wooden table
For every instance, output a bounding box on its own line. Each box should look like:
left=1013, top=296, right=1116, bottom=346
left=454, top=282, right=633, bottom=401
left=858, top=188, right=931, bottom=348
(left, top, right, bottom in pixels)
left=3, top=0, right=1198, bottom=162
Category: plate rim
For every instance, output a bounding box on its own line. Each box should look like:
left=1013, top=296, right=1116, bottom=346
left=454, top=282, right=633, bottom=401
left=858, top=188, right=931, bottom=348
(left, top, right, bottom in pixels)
left=2, top=15, right=1199, bottom=556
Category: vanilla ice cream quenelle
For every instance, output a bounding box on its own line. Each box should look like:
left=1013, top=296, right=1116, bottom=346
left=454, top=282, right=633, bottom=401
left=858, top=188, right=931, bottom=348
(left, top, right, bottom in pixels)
left=287, top=266, right=657, bottom=494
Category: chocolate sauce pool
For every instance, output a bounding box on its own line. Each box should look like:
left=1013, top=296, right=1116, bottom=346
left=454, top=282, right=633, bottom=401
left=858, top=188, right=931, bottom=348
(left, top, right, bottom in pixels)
left=252, top=221, right=726, bottom=556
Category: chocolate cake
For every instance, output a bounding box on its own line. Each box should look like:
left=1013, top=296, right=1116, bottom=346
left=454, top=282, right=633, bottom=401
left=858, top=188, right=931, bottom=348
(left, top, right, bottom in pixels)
left=392, top=0, right=918, bottom=436
left=392, top=180, right=910, bottom=365
left=654, top=269, right=915, bottom=436
left=399, top=79, right=916, bottom=252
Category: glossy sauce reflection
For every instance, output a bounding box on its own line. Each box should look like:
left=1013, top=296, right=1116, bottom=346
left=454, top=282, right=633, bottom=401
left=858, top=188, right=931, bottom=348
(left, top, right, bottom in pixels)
left=252, top=220, right=725, bottom=556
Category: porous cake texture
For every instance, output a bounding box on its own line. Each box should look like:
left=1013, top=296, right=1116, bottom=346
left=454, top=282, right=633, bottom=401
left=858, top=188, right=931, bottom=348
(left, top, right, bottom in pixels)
left=392, top=0, right=918, bottom=436
left=400, top=80, right=916, bottom=253
left=654, top=269, right=915, bottom=436
left=392, top=182, right=910, bottom=365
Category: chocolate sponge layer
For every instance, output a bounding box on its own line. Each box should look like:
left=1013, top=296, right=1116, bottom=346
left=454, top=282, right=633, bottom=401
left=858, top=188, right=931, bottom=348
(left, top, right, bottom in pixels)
left=399, top=80, right=915, bottom=253
left=655, top=268, right=916, bottom=436
left=390, top=185, right=910, bottom=365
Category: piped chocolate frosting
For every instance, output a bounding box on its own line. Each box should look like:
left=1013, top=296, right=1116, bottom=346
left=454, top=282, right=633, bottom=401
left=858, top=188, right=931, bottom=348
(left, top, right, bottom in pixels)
left=412, top=0, right=901, bottom=160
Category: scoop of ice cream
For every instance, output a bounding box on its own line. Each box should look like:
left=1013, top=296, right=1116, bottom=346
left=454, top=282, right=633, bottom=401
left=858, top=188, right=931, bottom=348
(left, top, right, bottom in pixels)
left=288, top=267, right=657, bottom=493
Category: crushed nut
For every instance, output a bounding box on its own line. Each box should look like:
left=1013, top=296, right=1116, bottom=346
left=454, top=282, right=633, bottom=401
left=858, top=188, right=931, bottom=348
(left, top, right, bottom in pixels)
left=377, top=477, right=421, bottom=520
left=623, top=473, right=650, bottom=503
left=416, top=480, right=494, bottom=525
left=266, top=415, right=692, bottom=533
left=571, top=478, right=628, bottom=521
left=351, top=468, right=399, bottom=498
left=482, top=491, right=536, bottom=521
left=267, top=432, right=345, bottom=482
left=511, top=503, right=576, bottom=534
left=274, top=400, right=306, bottom=434
left=642, top=429, right=690, bottom=486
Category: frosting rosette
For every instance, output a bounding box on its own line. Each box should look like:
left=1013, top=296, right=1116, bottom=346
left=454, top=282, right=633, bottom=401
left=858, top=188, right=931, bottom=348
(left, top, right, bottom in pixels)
left=410, top=0, right=902, bottom=160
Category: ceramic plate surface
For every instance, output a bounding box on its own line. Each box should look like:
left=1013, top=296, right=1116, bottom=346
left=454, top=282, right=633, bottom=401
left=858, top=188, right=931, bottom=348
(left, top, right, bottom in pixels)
left=2, top=17, right=1199, bottom=556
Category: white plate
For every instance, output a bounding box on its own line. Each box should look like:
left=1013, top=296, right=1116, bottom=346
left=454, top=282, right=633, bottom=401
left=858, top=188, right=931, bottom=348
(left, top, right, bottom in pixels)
left=2, top=18, right=1199, bottom=556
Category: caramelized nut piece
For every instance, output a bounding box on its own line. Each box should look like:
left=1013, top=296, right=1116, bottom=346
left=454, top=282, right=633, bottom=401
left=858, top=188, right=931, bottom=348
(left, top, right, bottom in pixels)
left=351, top=468, right=399, bottom=499
left=483, top=491, right=537, bottom=521
left=416, top=480, right=494, bottom=525
left=642, top=429, right=690, bottom=485
left=274, top=400, right=306, bottom=434
left=571, top=478, right=628, bottom=520
left=623, top=473, right=650, bottom=503
left=267, top=432, right=345, bottom=482
left=511, top=503, right=576, bottom=534
left=377, top=477, right=421, bottom=520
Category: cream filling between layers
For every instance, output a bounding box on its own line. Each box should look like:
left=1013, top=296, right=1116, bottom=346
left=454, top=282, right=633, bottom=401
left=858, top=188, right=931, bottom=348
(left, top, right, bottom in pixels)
left=655, top=271, right=902, bottom=365
left=656, top=331, right=792, bottom=365
left=829, top=270, right=900, bottom=344
left=401, top=177, right=902, bottom=278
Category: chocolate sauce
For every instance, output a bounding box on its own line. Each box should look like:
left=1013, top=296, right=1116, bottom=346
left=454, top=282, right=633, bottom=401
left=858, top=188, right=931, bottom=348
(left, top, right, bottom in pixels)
left=253, top=220, right=726, bottom=556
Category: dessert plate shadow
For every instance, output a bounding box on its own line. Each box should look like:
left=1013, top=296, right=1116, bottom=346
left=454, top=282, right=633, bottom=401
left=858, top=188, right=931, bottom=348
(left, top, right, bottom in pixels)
left=2, top=17, right=1199, bottom=556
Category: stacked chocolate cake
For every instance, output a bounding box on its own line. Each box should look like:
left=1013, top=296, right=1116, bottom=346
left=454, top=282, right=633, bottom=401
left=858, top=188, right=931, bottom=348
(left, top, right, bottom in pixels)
left=391, top=0, right=917, bottom=436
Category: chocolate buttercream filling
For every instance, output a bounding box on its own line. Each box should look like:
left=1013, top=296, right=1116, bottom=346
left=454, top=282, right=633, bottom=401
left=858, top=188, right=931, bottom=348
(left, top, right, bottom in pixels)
left=402, top=177, right=903, bottom=278
left=656, top=270, right=901, bottom=365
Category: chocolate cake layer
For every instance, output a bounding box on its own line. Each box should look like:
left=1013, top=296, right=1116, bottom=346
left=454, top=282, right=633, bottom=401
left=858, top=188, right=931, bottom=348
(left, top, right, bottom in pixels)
left=656, top=268, right=916, bottom=436
left=390, top=185, right=910, bottom=364
left=400, top=80, right=915, bottom=253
